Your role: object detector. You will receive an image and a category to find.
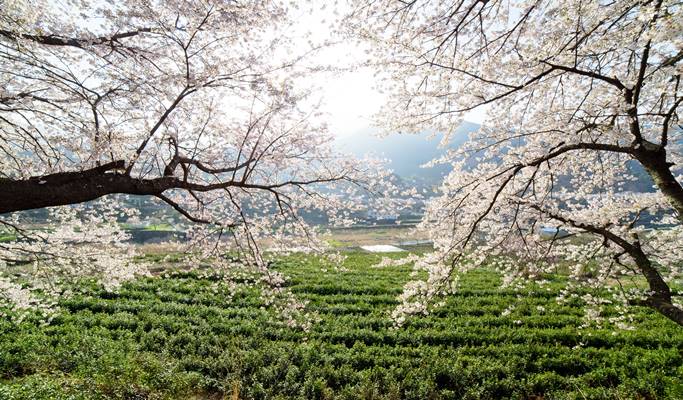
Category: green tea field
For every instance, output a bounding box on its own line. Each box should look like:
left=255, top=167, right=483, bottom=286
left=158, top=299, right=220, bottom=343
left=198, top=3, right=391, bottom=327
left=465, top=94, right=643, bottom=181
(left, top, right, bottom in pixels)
left=1, top=252, right=682, bottom=399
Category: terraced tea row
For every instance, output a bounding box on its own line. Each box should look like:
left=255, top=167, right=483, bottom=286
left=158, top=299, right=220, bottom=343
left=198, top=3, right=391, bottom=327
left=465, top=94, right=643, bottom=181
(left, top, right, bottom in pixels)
left=1, top=252, right=681, bottom=399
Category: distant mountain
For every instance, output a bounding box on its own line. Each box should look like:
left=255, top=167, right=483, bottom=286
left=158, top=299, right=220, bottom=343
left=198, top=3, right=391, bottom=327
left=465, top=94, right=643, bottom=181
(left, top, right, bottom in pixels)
left=335, top=121, right=481, bottom=186
left=335, top=122, right=668, bottom=195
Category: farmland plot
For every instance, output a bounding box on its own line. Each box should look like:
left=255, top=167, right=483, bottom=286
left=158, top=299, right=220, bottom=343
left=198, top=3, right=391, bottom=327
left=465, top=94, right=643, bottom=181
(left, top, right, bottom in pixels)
left=0, top=252, right=681, bottom=399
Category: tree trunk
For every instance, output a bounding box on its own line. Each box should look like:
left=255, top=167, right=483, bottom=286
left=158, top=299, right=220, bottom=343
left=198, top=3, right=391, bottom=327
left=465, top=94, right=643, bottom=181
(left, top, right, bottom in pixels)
left=636, top=146, right=683, bottom=223
left=628, top=146, right=683, bottom=326
left=646, top=297, right=683, bottom=326
left=630, top=249, right=683, bottom=327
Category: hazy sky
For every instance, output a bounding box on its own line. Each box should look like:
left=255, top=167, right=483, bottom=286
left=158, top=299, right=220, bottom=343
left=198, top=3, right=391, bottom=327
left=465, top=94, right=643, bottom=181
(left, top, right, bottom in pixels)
left=294, top=4, right=487, bottom=139
left=318, top=67, right=488, bottom=138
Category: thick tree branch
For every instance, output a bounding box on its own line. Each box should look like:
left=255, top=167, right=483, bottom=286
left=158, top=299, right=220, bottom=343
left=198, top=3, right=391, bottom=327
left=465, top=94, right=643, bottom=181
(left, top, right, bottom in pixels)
left=0, top=28, right=152, bottom=49
left=635, top=146, right=683, bottom=222
left=0, top=161, right=349, bottom=216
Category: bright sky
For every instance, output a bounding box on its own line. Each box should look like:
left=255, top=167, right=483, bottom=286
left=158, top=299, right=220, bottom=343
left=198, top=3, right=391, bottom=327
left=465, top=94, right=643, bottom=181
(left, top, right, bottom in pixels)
left=276, top=2, right=485, bottom=137
left=293, top=4, right=487, bottom=139
left=318, top=67, right=488, bottom=138
left=320, top=67, right=384, bottom=137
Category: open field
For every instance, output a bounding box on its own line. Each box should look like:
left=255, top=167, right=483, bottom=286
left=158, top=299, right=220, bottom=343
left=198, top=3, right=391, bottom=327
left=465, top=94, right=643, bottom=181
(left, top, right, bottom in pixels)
left=1, top=252, right=682, bottom=399
left=323, top=225, right=429, bottom=248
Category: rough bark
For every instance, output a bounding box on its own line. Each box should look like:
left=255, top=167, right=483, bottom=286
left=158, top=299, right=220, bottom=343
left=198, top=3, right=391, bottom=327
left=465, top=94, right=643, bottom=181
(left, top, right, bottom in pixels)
left=0, top=160, right=338, bottom=216
left=629, top=248, right=683, bottom=327
left=636, top=146, right=683, bottom=224
left=0, top=161, right=167, bottom=213
left=0, top=160, right=250, bottom=215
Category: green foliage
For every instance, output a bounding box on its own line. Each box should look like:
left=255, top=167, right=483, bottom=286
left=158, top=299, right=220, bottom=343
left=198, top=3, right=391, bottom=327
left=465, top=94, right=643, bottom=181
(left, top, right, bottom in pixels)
left=0, top=234, right=16, bottom=243
left=0, top=252, right=681, bottom=399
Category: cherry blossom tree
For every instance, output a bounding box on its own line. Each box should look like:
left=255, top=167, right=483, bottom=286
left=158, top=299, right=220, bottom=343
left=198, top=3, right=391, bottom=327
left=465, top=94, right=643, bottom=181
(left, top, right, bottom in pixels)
left=350, top=0, right=683, bottom=326
left=0, top=0, right=373, bottom=323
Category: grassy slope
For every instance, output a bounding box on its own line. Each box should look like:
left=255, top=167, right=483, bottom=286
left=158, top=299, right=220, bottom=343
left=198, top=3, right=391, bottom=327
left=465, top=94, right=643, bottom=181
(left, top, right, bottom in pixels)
left=0, top=252, right=682, bottom=399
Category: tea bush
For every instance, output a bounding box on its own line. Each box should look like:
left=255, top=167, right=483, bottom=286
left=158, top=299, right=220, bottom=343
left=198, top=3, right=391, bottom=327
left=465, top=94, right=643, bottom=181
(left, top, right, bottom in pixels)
left=0, top=252, right=681, bottom=399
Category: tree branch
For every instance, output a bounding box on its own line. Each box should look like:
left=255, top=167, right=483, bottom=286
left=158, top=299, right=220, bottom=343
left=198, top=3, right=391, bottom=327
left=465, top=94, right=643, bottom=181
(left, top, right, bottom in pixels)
left=0, top=28, right=152, bottom=49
